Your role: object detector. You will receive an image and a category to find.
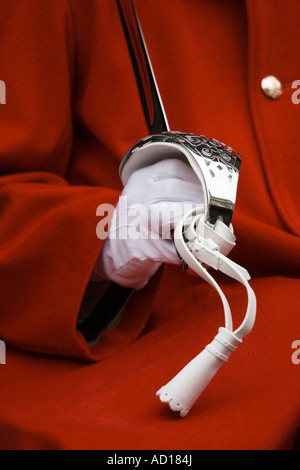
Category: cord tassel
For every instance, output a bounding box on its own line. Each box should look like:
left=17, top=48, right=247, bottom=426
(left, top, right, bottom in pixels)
left=156, top=327, right=242, bottom=417
left=156, top=208, right=256, bottom=417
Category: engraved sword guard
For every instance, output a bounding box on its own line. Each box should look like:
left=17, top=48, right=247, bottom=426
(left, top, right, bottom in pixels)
left=119, top=131, right=241, bottom=228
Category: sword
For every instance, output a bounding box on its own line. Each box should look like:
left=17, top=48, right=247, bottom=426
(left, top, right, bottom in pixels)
left=116, top=0, right=256, bottom=418
left=116, top=0, right=169, bottom=134
left=117, top=0, right=241, bottom=228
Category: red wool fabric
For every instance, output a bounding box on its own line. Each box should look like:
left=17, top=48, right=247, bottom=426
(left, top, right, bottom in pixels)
left=0, top=0, right=299, bottom=450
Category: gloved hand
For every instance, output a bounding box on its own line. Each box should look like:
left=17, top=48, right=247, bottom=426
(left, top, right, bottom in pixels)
left=93, top=159, right=204, bottom=289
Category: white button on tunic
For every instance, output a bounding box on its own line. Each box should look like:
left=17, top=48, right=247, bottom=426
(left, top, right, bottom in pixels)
left=261, top=75, right=283, bottom=99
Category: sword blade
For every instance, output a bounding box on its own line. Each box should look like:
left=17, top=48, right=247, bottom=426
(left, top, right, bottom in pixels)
left=116, top=0, right=170, bottom=134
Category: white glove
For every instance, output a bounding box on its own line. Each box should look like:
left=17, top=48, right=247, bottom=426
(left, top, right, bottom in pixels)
left=93, top=159, right=204, bottom=289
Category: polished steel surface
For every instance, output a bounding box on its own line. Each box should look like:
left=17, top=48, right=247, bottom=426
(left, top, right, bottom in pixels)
left=116, top=0, right=169, bottom=134
left=120, top=132, right=241, bottom=227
